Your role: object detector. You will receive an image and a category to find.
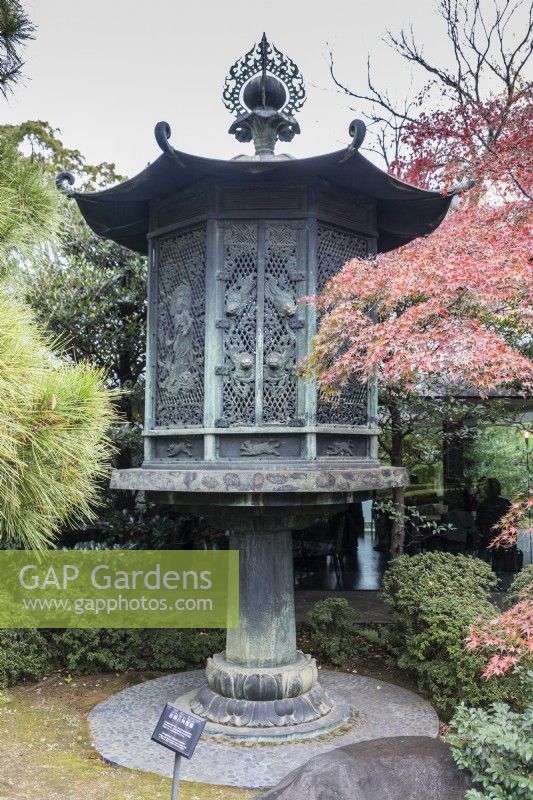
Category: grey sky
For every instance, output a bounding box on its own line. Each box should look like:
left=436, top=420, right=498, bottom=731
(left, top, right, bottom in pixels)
left=0, top=1, right=510, bottom=178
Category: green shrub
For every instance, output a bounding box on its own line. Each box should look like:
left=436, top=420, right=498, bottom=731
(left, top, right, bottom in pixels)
left=0, top=627, right=225, bottom=688
left=304, top=598, right=360, bottom=666
left=447, top=689, right=533, bottom=800
left=48, top=628, right=225, bottom=675
left=505, top=565, right=533, bottom=608
left=381, top=553, right=512, bottom=714
left=0, top=629, right=57, bottom=688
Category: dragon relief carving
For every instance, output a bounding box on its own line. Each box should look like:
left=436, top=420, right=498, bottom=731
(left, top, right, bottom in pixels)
left=262, top=224, right=300, bottom=423
left=221, top=233, right=258, bottom=424
left=264, top=275, right=297, bottom=317
left=240, top=439, right=281, bottom=457
left=225, top=274, right=256, bottom=316
left=326, top=441, right=356, bottom=457
left=167, top=441, right=193, bottom=458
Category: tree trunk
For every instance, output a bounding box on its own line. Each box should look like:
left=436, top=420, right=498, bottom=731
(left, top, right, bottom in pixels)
left=389, top=402, right=405, bottom=558
left=390, top=484, right=406, bottom=559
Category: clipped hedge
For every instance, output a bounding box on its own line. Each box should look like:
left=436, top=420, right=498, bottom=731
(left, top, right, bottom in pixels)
left=505, top=565, right=533, bottom=608
left=304, top=597, right=360, bottom=666
left=381, top=552, right=514, bottom=714
left=0, top=628, right=225, bottom=688
left=0, top=629, right=55, bottom=688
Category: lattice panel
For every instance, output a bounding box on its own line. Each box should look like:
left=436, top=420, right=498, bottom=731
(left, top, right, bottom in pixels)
left=263, top=223, right=299, bottom=423
left=222, top=223, right=258, bottom=425
left=155, top=228, right=206, bottom=427
left=317, top=223, right=368, bottom=290
left=316, top=223, right=368, bottom=425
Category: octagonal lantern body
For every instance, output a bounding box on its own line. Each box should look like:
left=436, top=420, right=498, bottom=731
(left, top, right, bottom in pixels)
left=143, top=178, right=379, bottom=471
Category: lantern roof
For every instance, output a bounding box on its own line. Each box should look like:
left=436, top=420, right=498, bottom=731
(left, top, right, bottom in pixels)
left=57, top=34, right=459, bottom=254
left=59, top=139, right=456, bottom=254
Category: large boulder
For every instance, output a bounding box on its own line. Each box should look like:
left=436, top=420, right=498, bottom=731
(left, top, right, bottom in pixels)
left=256, top=736, right=472, bottom=800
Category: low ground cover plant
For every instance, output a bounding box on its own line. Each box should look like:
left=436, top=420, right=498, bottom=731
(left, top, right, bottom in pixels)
left=447, top=690, right=533, bottom=800
left=446, top=566, right=533, bottom=800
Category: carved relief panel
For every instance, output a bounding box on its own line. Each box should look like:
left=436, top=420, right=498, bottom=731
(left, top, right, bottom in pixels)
left=154, top=227, right=207, bottom=427
left=263, top=222, right=300, bottom=424
left=220, top=223, right=258, bottom=426
left=219, top=221, right=303, bottom=427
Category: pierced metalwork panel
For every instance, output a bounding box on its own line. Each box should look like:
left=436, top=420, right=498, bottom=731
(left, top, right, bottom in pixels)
left=263, top=223, right=299, bottom=423
left=155, top=227, right=206, bottom=427
left=316, top=223, right=369, bottom=426
left=317, top=223, right=368, bottom=290
left=221, top=223, right=258, bottom=425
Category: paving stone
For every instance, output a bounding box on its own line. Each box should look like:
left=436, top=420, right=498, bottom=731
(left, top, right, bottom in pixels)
left=88, top=669, right=439, bottom=789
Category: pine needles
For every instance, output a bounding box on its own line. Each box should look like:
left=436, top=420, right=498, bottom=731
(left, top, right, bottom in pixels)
left=0, top=132, right=117, bottom=548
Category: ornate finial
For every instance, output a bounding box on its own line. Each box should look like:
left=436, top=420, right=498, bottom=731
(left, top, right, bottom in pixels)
left=55, top=171, right=75, bottom=195
left=223, top=34, right=306, bottom=156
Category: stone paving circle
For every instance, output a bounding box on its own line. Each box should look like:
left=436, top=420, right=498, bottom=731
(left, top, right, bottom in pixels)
left=88, top=669, right=439, bottom=789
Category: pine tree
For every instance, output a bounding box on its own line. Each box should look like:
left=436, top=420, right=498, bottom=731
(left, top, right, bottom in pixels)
left=0, top=4, right=116, bottom=548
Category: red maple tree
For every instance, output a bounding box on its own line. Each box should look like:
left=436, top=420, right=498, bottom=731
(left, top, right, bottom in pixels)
left=466, top=599, right=533, bottom=678
left=314, top=0, right=533, bottom=556
left=390, top=89, right=533, bottom=202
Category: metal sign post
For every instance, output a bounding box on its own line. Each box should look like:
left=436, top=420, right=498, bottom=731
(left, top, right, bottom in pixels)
left=171, top=753, right=182, bottom=800
left=151, top=703, right=206, bottom=800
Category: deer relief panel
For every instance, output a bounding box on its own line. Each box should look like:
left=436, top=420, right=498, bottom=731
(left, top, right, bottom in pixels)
left=263, top=223, right=299, bottom=423
left=316, top=223, right=369, bottom=426
left=155, top=228, right=207, bottom=427
left=221, top=223, right=258, bottom=426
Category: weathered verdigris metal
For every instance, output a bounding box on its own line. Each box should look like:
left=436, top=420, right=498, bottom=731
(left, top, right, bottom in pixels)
left=60, top=35, right=453, bottom=739
left=224, top=33, right=305, bottom=155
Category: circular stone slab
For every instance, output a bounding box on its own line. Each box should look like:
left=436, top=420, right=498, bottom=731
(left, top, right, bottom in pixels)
left=88, top=670, right=439, bottom=789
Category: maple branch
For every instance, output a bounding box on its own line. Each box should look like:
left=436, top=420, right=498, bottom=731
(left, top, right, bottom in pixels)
left=328, top=47, right=418, bottom=166
left=327, top=0, right=533, bottom=196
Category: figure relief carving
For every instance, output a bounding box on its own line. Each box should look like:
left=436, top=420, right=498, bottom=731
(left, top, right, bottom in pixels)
left=155, top=227, right=206, bottom=428
left=326, top=441, right=355, bottom=457
left=167, top=441, right=193, bottom=458
left=160, top=283, right=195, bottom=393
left=240, top=439, right=280, bottom=457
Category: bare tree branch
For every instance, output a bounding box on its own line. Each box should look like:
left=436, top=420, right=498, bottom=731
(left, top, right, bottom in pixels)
left=328, top=0, right=532, bottom=186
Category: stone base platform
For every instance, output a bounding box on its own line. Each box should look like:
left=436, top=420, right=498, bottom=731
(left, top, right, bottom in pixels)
left=176, top=687, right=352, bottom=742
left=88, top=669, right=439, bottom=789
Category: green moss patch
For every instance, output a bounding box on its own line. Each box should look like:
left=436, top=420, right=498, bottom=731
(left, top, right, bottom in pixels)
left=0, top=673, right=253, bottom=800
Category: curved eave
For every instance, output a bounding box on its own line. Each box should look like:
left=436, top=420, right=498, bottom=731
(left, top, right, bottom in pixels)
left=71, top=147, right=453, bottom=255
